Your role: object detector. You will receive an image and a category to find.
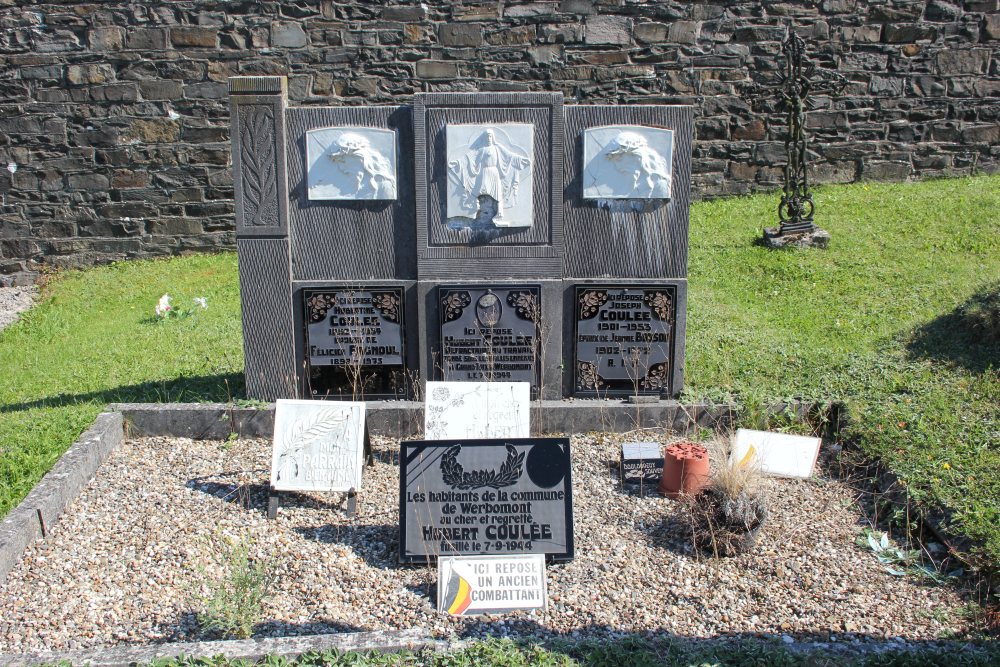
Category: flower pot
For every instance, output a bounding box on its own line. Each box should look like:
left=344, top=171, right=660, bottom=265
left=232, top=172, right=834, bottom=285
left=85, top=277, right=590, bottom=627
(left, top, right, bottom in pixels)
left=690, top=487, right=768, bottom=557
left=659, top=441, right=710, bottom=498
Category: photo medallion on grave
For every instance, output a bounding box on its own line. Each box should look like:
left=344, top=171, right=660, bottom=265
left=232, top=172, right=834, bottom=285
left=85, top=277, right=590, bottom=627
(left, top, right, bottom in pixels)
left=574, top=285, right=677, bottom=397
left=399, top=438, right=574, bottom=564
left=438, top=285, right=541, bottom=393
left=303, top=287, right=405, bottom=398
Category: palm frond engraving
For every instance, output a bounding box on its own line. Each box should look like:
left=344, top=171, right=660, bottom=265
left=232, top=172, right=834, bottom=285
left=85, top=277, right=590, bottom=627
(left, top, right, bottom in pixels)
left=440, top=444, right=524, bottom=490
left=240, top=105, right=278, bottom=228
left=275, top=409, right=349, bottom=482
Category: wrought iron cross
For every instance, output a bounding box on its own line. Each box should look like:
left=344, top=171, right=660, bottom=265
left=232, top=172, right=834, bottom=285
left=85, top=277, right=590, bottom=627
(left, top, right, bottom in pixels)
left=777, top=27, right=816, bottom=235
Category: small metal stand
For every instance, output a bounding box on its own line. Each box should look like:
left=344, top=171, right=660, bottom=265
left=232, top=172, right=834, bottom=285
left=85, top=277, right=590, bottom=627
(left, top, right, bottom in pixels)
left=266, top=422, right=373, bottom=520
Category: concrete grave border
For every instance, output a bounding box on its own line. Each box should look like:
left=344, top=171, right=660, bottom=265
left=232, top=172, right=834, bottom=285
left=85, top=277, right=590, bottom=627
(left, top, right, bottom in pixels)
left=0, top=399, right=829, bottom=664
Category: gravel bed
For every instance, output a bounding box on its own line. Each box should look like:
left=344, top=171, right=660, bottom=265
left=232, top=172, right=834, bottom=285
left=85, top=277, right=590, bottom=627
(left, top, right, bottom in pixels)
left=0, top=433, right=972, bottom=653
left=0, top=286, right=35, bottom=332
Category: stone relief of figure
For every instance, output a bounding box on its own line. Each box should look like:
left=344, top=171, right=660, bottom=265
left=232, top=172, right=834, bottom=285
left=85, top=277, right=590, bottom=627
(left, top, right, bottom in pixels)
left=447, top=128, right=531, bottom=222
left=327, top=132, right=397, bottom=199
left=602, top=131, right=671, bottom=199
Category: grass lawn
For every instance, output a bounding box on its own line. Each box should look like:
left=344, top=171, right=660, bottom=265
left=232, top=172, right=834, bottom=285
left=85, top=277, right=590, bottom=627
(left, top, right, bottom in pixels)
left=0, top=176, right=998, bottom=579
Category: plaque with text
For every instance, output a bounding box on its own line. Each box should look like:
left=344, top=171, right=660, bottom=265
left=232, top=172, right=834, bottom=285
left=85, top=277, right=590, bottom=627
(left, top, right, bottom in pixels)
left=438, top=286, right=540, bottom=390
left=574, top=285, right=676, bottom=396
left=303, top=287, right=405, bottom=398
left=399, top=438, right=574, bottom=564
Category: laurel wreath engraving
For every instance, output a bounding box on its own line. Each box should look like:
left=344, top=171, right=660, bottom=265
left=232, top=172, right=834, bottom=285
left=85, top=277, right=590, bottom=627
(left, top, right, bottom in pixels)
left=440, top=443, right=524, bottom=490
left=240, top=105, right=277, bottom=228
left=275, top=409, right=349, bottom=481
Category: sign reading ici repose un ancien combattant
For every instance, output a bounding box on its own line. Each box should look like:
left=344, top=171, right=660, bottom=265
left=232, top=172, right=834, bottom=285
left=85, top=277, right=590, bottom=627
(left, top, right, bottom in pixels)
left=398, top=438, right=574, bottom=564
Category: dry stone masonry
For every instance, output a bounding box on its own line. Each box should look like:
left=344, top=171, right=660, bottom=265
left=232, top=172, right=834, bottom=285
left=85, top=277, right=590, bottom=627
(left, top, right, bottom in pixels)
left=1, top=1, right=998, bottom=275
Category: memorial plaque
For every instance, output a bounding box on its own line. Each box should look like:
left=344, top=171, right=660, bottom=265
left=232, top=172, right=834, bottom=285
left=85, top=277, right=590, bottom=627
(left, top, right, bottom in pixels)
left=438, top=285, right=540, bottom=390
left=399, top=438, right=574, bottom=563
left=574, top=285, right=677, bottom=397
left=303, top=287, right=405, bottom=398
left=270, top=399, right=366, bottom=492
left=438, top=554, right=547, bottom=616
left=424, top=381, right=530, bottom=440
left=621, top=441, right=664, bottom=486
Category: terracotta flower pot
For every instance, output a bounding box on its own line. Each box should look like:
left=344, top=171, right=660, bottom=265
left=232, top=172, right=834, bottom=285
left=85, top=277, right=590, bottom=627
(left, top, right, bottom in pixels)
left=659, top=441, right=710, bottom=498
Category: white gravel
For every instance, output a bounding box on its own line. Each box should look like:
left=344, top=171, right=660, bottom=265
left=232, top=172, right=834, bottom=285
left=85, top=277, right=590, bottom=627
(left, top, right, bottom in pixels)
left=0, top=287, right=35, bottom=332
left=0, top=433, right=973, bottom=653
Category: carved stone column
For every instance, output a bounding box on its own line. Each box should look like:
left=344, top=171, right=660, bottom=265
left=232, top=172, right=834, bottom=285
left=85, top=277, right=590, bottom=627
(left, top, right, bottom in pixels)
left=229, top=76, right=298, bottom=400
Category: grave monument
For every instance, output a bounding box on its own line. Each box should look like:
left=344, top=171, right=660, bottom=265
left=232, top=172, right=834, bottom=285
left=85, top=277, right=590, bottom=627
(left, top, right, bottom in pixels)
left=229, top=77, right=691, bottom=402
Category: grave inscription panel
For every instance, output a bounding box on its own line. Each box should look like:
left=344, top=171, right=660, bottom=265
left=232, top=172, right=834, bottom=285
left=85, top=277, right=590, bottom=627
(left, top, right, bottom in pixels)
left=399, top=438, right=574, bottom=563
left=303, top=287, right=405, bottom=397
left=438, top=285, right=540, bottom=390
left=574, top=285, right=677, bottom=396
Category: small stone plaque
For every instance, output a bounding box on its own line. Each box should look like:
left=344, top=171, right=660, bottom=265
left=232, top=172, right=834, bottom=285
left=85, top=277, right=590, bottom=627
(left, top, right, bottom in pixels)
left=303, top=287, right=405, bottom=397
left=399, top=438, right=574, bottom=563
left=446, top=123, right=534, bottom=228
left=425, top=381, right=530, bottom=440
left=270, top=399, right=366, bottom=492
left=621, top=441, right=664, bottom=485
left=574, top=285, right=676, bottom=396
left=438, top=286, right=540, bottom=390
left=305, top=127, right=397, bottom=200
left=582, top=125, right=673, bottom=200
left=438, top=554, right=547, bottom=616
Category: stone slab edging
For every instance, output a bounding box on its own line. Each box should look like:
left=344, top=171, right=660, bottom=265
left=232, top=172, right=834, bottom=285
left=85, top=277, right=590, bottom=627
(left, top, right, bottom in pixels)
left=112, top=399, right=827, bottom=439
left=0, top=411, right=122, bottom=584
left=0, top=628, right=439, bottom=667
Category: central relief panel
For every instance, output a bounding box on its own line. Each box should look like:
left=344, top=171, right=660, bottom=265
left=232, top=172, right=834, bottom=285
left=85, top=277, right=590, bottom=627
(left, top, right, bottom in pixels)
left=445, top=124, right=534, bottom=228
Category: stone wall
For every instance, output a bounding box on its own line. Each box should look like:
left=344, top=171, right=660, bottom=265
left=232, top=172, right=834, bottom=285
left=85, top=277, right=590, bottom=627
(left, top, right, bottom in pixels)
left=1, top=0, right=998, bottom=275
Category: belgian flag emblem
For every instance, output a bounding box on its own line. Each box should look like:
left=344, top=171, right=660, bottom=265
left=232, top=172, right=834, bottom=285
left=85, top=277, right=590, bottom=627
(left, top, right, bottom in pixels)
left=444, top=571, right=473, bottom=615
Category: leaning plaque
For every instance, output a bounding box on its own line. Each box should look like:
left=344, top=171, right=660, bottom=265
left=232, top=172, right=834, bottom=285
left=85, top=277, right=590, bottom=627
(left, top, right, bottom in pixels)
left=399, top=438, right=574, bottom=563
left=574, top=285, right=677, bottom=396
left=303, top=287, right=405, bottom=398
left=438, top=286, right=540, bottom=391
left=271, top=399, right=366, bottom=492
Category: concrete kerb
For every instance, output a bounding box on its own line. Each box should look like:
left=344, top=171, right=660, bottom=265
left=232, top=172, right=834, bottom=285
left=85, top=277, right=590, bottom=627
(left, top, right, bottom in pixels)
left=0, top=411, right=122, bottom=583
left=0, top=628, right=441, bottom=667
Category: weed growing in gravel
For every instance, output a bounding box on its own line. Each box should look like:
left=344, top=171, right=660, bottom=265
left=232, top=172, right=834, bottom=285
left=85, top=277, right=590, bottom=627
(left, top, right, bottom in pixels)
left=193, top=536, right=277, bottom=640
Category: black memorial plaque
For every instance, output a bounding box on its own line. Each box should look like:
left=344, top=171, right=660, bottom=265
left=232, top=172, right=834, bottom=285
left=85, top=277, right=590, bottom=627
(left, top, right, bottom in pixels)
left=399, top=438, right=574, bottom=563
left=438, top=285, right=541, bottom=390
left=574, top=285, right=677, bottom=396
left=303, top=287, right=405, bottom=398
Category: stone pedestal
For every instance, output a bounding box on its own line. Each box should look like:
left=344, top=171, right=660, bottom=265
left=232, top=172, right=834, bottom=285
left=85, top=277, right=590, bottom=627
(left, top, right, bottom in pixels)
left=763, top=226, right=831, bottom=249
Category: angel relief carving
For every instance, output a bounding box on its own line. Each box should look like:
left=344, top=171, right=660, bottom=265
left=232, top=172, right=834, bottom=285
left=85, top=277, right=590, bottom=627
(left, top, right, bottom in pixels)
left=446, top=124, right=534, bottom=228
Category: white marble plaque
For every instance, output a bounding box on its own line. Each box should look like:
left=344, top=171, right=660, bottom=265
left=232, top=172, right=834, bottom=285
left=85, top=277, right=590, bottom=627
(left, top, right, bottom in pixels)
left=306, top=127, right=397, bottom=200
left=446, top=124, right=534, bottom=227
left=270, top=399, right=366, bottom=492
left=582, top=125, right=673, bottom=200
left=729, top=428, right=821, bottom=479
left=424, top=381, right=530, bottom=439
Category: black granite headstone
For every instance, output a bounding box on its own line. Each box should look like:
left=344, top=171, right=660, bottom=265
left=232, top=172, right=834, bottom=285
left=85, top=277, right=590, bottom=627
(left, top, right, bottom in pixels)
left=438, top=285, right=541, bottom=390
left=399, top=438, right=574, bottom=563
left=303, top=287, right=406, bottom=398
left=573, top=285, right=677, bottom=397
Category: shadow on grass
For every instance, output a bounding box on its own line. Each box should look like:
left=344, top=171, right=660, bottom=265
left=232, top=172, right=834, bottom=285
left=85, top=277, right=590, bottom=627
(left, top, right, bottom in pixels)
left=907, top=284, right=1000, bottom=373
left=0, top=372, right=245, bottom=414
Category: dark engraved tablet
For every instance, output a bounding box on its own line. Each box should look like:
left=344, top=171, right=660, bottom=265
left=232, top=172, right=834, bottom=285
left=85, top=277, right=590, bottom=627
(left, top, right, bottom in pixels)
left=573, top=285, right=677, bottom=396
left=303, top=287, right=405, bottom=398
left=438, top=285, right=540, bottom=390
left=399, top=437, right=574, bottom=563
